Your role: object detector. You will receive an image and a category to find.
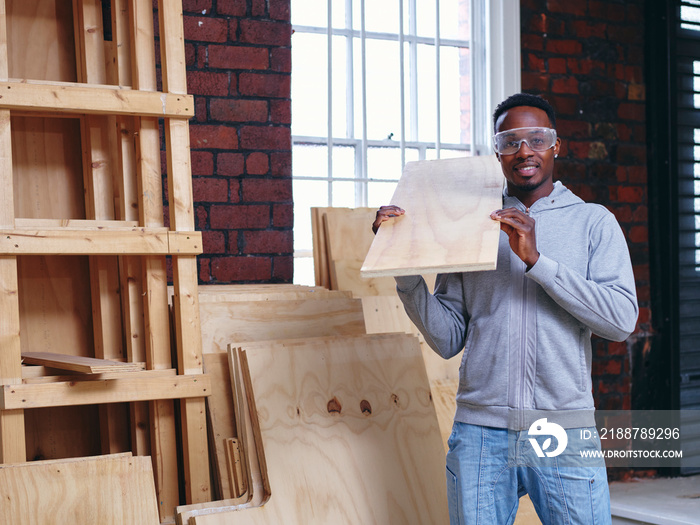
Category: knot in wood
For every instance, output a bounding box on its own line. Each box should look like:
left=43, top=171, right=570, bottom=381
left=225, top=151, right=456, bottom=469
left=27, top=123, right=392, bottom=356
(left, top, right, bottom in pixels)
left=326, top=397, right=342, bottom=414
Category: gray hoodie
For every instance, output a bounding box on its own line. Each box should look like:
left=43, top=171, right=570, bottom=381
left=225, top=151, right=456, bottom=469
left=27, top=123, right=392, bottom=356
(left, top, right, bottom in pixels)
left=395, top=181, right=639, bottom=429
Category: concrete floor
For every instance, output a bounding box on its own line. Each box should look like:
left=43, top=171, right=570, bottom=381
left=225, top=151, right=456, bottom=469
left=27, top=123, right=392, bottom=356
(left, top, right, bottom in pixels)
left=609, top=476, right=700, bottom=525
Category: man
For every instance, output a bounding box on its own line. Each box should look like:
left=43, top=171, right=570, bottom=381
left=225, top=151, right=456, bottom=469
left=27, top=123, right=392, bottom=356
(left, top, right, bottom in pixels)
left=372, top=93, right=638, bottom=524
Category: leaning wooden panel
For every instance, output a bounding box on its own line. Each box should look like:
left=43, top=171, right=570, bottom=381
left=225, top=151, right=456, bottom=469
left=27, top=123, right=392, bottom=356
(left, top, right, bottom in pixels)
left=203, top=333, right=449, bottom=525
left=361, top=155, right=503, bottom=277
left=200, top=297, right=366, bottom=355
left=0, top=453, right=160, bottom=524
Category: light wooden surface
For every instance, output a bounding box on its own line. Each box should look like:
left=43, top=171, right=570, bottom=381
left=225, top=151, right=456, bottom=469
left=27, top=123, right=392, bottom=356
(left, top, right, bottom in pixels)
left=0, top=79, right=193, bottom=117
left=192, top=333, right=449, bottom=525
left=362, top=155, right=504, bottom=277
left=21, top=352, right=142, bottom=374
left=200, top=297, right=366, bottom=355
left=0, top=453, right=160, bottom=524
left=1, top=373, right=210, bottom=409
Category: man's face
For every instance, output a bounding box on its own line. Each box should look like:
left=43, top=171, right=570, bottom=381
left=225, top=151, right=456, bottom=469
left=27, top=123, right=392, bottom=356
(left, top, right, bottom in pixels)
left=494, top=106, right=561, bottom=195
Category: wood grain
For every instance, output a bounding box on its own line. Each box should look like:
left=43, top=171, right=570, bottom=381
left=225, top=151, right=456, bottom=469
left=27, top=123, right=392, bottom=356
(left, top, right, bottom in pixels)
left=21, top=352, right=142, bottom=374
left=191, top=333, right=449, bottom=525
left=362, top=155, right=504, bottom=277
left=200, top=297, right=366, bottom=355
left=0, top=453, right=160, bottom=524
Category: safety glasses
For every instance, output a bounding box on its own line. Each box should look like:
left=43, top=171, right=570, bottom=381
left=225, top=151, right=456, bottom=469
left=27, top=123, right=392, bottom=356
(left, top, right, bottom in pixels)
left=492, top=127, right=557, bottom=155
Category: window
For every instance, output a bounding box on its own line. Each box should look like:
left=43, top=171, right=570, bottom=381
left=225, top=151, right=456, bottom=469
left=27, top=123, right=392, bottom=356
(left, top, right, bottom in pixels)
left=291, top=0, right=521, bottom=285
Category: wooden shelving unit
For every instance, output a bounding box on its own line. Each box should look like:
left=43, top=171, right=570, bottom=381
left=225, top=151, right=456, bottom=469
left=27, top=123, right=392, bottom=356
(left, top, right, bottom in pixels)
left=0, top=1, right=210, bottom=521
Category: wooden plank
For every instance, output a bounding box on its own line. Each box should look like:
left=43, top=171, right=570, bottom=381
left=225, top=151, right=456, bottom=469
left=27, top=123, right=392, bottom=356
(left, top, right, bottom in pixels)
left=0, top=229, right=202, bottom=254
left=0, top=0, right=25, bottom=461
left=22, top=367, right=170, bottom=384
left=361, top=155, right=503, bottom=277
left=197, top=286, right=352, bottom=303
left=21, top=352, right=142, bottom=374
left=14, top=218, right=138, bottom=229
left=0, top=79, right=193, bottom=117
left=310, top=207, right=331, bottom=288
left=0, top=453, right=160, bottom=524
left=200, top=297, right=366, bottom=355
left=321, top=207, right=407, bottom=296
left=189, top=334, right=449, bottom=525
left=1, top=373, right=211, bottom=409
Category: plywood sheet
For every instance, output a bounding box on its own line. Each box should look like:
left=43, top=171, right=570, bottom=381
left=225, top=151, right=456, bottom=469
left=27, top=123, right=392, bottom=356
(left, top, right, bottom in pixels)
left=194, top=333, right=448, bottom=525
left=199, top=297, right=366, bottom=355
left=0, top=453, right=160, bottom=524
left=361, top=155, right=503, bottom=277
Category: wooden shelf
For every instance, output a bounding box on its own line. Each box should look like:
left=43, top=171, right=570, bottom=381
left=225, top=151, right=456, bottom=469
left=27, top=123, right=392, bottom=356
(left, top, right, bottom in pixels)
left=2, top=371, right=210, bottom=409
left=0, top=79, right=194, bottom=118
left=0, top=229, right=202, bottom=255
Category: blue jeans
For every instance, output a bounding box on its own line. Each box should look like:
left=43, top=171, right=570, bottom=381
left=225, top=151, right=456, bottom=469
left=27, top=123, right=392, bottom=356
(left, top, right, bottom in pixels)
left=445, top=421, right=611, bottom=525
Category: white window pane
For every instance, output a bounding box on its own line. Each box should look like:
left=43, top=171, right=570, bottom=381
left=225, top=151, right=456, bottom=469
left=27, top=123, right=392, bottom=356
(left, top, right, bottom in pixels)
left=694, top=60, right=700, bottom=75
left=364, top=39, right=401, bottom=141
left=332, top=35, right=349, bottom=137
left=440, top=45, right=466, bottom=145
left=293, top=178, right=330, bottom=251
left=367, top=147, right=403, bottom=181
left=439, top=149, right=470, bottom=159
left=293, top=144, right=327, bottom=178
left=404, top=148, right=420, bottom=162
left=682, top=6, right=700, bottom=24
left=332, top=1, right=346, bottom=29
left=368, top=181, right=399, bottom=208
left=416, top=0, right=437, bottom=38
left=293, top=256, right=316, bottom=286
left=332, top=145, right=356, bottom=179
left=417, top=44, right=437, bottom=142
left=331, top=181, right=357, bottom=207
left=440, top=0, right=469, bottom=41
left=292, top=33, right=327, bottom=136
left=291, top=0, right=327, bottom=27
left=363, top=1, right=399, bottom=33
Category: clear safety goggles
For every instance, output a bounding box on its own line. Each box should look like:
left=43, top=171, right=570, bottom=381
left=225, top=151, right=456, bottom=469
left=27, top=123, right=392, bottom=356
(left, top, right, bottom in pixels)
left=492, top=127, right=557, bottom=155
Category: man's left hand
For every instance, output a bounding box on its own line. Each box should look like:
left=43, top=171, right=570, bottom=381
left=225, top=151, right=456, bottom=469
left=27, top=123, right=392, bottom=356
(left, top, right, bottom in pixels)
left=490, top=208, right=540, bottom=270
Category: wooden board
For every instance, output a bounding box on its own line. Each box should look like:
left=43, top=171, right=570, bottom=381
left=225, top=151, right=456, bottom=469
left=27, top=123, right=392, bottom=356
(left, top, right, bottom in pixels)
left=196, top=284, right=351, bottom=303
left=0, top=453, right=159, bottom=524
left=361, top=155, right=503, bottom=277
left=199, top=297, right=366, bottom=355
left=21, top=352, right=142, bottom=374
left=191, top=333, right=449, bottom=525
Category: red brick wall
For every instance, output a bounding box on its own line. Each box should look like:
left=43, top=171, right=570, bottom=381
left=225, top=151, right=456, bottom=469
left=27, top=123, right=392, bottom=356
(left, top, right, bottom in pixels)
left=520, top=0, right=649, bottom=413
left=181, top=0, right=293, bottom=283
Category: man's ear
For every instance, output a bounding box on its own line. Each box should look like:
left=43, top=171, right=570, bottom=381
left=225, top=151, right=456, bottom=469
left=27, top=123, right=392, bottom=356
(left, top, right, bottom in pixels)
left=553, top=137, right=562, bottom=157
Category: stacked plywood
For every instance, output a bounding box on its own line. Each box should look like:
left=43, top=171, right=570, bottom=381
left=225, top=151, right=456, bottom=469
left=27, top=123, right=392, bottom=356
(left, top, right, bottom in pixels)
left=176, top=285, right=449, bottom=524
left=0, top=1, right=208, bottom=522
left=311, top=206, right=459, bottom=449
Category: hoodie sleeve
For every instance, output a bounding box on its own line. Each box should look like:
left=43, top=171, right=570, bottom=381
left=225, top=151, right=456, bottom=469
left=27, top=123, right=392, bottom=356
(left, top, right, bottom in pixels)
left=526, top=211, right=639, bottom=341
left=394, top=273, right=468, bottom=359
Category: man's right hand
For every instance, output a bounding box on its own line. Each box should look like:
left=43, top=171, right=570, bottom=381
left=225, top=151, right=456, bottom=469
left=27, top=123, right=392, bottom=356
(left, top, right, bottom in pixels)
left=372, top=205, right=405, bottom=234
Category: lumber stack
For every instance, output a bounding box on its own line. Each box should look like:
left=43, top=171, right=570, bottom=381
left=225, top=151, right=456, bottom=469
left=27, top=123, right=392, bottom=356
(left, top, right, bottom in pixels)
left=0, top=1, right=208, bottom=522
left=175, top=284, right=449, bottom=524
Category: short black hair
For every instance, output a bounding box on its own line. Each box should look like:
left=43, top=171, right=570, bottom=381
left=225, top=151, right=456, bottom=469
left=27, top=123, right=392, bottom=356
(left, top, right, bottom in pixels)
left=492, top=93, right=556, bottom=134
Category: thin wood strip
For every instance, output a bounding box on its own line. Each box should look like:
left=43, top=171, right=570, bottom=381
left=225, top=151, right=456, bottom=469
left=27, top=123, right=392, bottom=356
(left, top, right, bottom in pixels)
left=22, top=368, right=171, bottom=384
left=131, top=1, right=180, bottom=518
left=0, top=80, right=193, bottom=117
left=21, top=352, right=143, bottom=374
left=1, top=373, right=211, bottom=409
left=0, top=0, right=25, bottom=464
left=0, top=229, right=202, bottom=255
left=14, top=218, right=141, bottom=229
left=310, top=207, right=332, bottom=288
left=158, top=0, right=187, bottom=94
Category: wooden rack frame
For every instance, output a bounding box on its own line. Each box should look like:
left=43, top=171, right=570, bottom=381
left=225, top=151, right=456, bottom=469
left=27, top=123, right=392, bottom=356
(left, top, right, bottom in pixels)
left=0, top=1, right=209, bottom=522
